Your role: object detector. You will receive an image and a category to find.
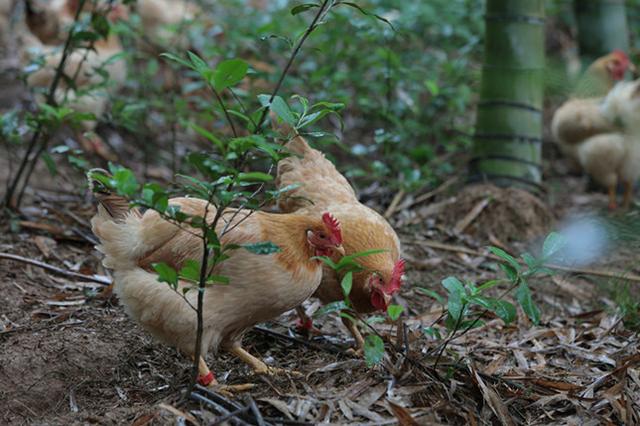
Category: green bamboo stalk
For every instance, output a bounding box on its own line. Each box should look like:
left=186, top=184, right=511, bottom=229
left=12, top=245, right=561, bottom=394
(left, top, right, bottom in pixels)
left=470, top=0, right=545, bottom=191
left=574, top=0, right=629, bottom=65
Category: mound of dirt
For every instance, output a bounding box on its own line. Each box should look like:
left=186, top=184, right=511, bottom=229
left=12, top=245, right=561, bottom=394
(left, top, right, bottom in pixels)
left=438, top=184, right=554, bottom=242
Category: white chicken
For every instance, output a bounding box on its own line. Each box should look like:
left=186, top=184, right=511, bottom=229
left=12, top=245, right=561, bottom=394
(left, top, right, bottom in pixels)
left=577, top=80, right=640, bottom=209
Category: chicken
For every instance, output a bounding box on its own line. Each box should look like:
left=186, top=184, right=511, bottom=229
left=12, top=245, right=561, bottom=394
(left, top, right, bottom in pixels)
left=134, top=0, right=200, bottom=51
left=89, top=170, right=345, bottom=387
left=577, top=80, right=640, bottom=210
left=551, top=50, right=633, bottom=167
left=24, top=0, right=128, bottom=159
left=275, top=130, right=404, bottom=354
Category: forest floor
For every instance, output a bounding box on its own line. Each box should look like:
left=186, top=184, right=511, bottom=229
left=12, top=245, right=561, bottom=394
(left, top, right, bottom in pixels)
left=1, top=155, right=639, bottom=425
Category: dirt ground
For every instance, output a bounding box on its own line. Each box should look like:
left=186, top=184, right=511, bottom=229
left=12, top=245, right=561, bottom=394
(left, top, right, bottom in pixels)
left=1, top=156, right=639, bottom=425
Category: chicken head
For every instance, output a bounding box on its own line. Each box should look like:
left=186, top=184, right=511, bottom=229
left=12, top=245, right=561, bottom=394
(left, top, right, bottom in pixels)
left=369, top=258, right=405, bottom=311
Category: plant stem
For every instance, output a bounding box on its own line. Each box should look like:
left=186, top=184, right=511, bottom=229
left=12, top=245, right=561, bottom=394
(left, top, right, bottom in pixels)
left=3, top=0, right=86, bottom=210
left=254, top=0, right=333, bottom=131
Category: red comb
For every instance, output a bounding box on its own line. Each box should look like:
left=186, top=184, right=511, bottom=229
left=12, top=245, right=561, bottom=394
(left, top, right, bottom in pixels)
left=322, top=212, right=342, bottom=245
left=612, top=49, right=629, bottom=63
left=385, top=258, right=405, bottom=294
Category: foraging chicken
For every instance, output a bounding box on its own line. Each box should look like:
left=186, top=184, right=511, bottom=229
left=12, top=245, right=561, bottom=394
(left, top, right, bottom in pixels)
left=551, top=50, right=633, bottom=166
left=275, top=128, right=404, bottom=354
left=89, top=171, right=345, bottom=387
left=24, top=0, right=128, bottom=159
left=577, top=79, right=640, bottom=210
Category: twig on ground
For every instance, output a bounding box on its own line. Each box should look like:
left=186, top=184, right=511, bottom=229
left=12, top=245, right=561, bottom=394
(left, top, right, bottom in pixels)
left=384, top=189, right=405, bottom=219
left=453, top=198, right=490, bottom=234
left=191, top=392, right=253, bottom=426
left=245, top=395, right=266, bottom=426
left=0, top=252, right=111, bottom=285
left=252, top=325, right=346, bottom=355
left=406, top=238, right=640, bottom=282
left=394, top=176, right=458, bottom=214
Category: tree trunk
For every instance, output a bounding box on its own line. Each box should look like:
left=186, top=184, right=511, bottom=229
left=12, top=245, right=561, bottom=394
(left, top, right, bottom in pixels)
left=574, top=0, right=628, bottom=64
left=470, top=0, right=545, bottom=191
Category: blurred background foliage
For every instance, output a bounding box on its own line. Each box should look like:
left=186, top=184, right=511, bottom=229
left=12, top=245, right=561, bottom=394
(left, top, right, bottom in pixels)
left=6, top=0, right=640, bottom=199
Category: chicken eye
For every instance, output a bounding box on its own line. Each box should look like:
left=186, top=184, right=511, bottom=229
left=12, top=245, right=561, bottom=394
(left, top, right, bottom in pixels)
left=317, top=232, right=327, bottom=239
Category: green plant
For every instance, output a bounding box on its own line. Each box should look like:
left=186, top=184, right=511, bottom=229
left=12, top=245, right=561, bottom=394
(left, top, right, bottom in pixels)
left=312, top=249, right=405, bottom=367
left=418, top=232, right=567, bottom=366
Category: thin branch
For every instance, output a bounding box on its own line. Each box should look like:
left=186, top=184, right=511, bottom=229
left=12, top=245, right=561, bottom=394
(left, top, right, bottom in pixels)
left=254, top=0, right=333, bottom=131
left=0, top=252, right=112, bottom=285
left=211, top=86, right=238, bottom=138
left=3, top=0, right=87, bottom=209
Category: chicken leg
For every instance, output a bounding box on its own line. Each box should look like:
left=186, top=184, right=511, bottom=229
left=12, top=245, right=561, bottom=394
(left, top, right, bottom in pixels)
left=343, top=317, right=365, bottom=356
left=608, top=184, right=618, bottom=211
left=295, top=306, right=323, bottom=335
left=623, top=180, right=634, bottom=210
left=195, top=356, right=254, bottom=393
left=229, top=344, right=301, bottom=377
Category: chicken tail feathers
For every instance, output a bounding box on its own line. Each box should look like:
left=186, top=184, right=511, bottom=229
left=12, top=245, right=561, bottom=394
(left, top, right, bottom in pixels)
left=87, top=168, right=139, bottom=221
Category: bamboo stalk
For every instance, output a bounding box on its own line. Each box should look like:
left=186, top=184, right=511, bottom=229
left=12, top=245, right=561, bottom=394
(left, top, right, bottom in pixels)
left=471, top=0, right=545, bottom=191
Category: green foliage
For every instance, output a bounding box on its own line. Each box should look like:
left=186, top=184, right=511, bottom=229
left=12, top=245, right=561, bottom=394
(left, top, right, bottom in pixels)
left=363, top=334, right=385, bottom=367
left=420, top=232, right=568, bottom=337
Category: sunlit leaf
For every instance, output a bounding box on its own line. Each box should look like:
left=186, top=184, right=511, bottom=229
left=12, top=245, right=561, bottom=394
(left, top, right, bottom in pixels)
left=341, top=271, right=353, bottom=296
left=387, top=304, right=404, bottom=321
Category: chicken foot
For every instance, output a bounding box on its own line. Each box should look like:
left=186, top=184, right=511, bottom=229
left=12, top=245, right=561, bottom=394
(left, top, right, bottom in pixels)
left=229, top=345, right=302, bottom=377
left=295, top=306, right=323, bottom=335
left=623, top=180, right=635, bottom=209
left=194, top=356, right=254, bottom=393
left=608, top=184, right=618, bottom=211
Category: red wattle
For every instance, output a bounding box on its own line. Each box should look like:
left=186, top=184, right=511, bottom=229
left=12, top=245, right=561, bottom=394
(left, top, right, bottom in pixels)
left=198, top=371, right=215, bottom=386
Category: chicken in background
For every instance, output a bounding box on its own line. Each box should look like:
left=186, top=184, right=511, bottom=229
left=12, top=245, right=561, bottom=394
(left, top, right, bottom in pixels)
left=275, top=124, right=404, bottom=354
left=134, top=0, right=201, bottom=51
left=577, top=80, right=640, bottom=210
left=88, top=170, right=345, bottom=388
left=23, top=0, right=128, bottom=160
left=551, top=50, right=634, bottom=168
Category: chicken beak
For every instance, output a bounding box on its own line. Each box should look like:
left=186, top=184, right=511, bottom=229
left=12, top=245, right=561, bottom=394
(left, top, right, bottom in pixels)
left=334, top=245, right=346, bottom=256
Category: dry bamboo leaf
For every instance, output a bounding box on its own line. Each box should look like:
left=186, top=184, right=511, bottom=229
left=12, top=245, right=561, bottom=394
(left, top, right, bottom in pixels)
left=344, top=399, right=385, bottom=422
left=531, top=378, right=582, bottom=392
left=471, top=368, right=515, bottom=426
left=259, top=398, right=294, bottom=420
left=157, top=403, right=199, bottom=425
left=386, top=400, right=420, bottom=426
left=337, top=399, right=354, bottom=421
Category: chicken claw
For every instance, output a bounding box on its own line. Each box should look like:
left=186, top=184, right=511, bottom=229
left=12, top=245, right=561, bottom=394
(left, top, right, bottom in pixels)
left=229, top=345, right=302, bottom=377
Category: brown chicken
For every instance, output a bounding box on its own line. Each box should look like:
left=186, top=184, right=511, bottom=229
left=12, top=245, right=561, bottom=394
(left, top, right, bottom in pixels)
left=577, top=80, right=640, bottom=209
left=275, top=130, right=404, bottom=354
left=89, top=171, right=345, bottom=387
left=552, top=50, right=633, bottom=166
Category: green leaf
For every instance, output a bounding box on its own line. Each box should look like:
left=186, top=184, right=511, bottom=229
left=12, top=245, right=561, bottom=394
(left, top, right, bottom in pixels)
left=189, top=122, right=225, bottom=152
left=336, top=2, right=395, bottom=30
left=441, top=276, right=466, bottom=296
left=493, top=300, right=517, bottom=324
left=416, top=287, right=445, bottom=305
left=42, top=152, right=57, bottom=176
left=311, top=255, right=338, bottom=270
left=237, top=172, right=274, bottom=182
left=499, top=263, right=519, bottom=282
left=291, top=3, right=318, bottom=15
left=111, top=167, right=139, bottom=197
left=270, top=96, right=296, bottom=125
left=476, top=279, right=502, bottom=292
left=542, top=232, right=567, bottom=260
left=521, top=252, right=539, bottom=270
left=207, top=274, right=230, bottom=285
left=387, top=304, right=404, bottom=321
left=179, top=259, right=201, bottom=283
left=213, top=59, right=248, bottom=92
left=341, top=271, right=353, bottom=296
left=314, top=300, right=348, bottom=317
left=516, top=281, right=540, bottom=325
left=159, top=52, right=193, bottom=70
left=423, top=326, right=441, bottom=339
left=425, top=79, right=439, bottom=96
left=153, top=262, right=178, bottom=288
left=187, top=51, right=210, bottom=74
left=242, top=241, right=281, bottom=255
left=488, top=247, right=520, bottom=271
left=363, top=335, right=385, bottom=367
